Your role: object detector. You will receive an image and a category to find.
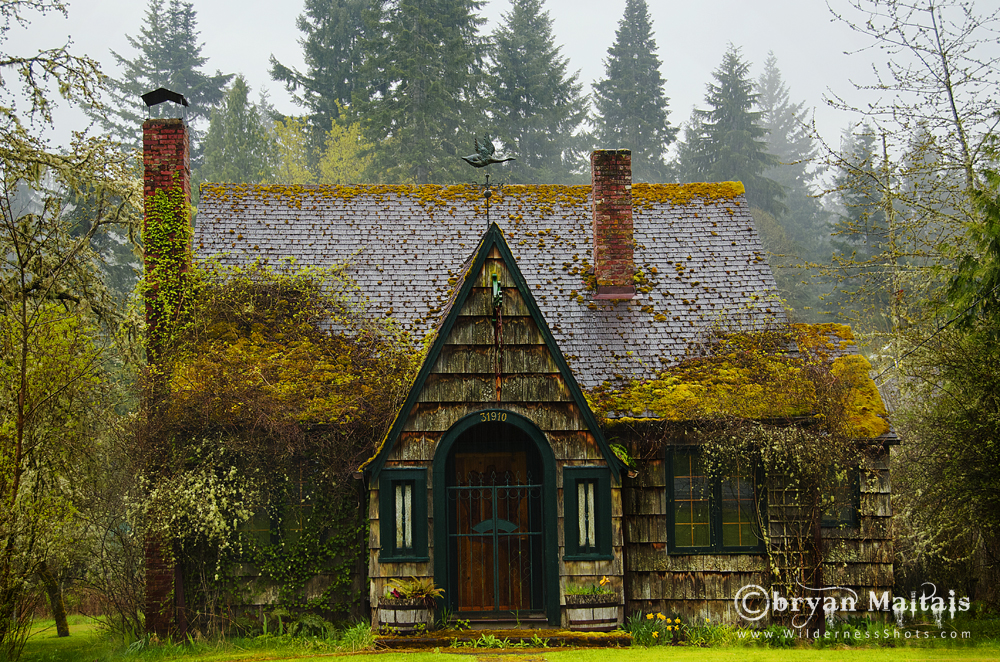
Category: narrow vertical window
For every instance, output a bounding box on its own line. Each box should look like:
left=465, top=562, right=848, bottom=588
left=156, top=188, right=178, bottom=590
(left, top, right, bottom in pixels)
left=577, top=480, right=596, bottom=549
left=564, top=467, right=612, bottom=559
left=395, top=482, right=413, bottom=550
left=379, top=468, right=428, bottom=561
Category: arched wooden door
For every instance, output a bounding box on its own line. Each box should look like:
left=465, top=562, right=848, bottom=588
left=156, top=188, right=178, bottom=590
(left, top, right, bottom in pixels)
left=433, top=411, right=558, bottom=622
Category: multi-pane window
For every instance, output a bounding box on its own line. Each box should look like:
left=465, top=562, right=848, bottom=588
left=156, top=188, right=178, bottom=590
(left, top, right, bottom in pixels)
left=564, top=467, right=612, bottom=559
left=822, top=468, right=860, bottom=528
left=668, top=449, right=763, bottom=553
left=379, top=468, right=428, bottom=561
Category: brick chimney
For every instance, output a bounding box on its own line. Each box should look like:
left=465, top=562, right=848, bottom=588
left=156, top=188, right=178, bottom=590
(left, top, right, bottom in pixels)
left=591, top=149, right=635, bottom=300
left=141, top=117, right=191, bottom=638
left=142, top=117, right=192, bottom=363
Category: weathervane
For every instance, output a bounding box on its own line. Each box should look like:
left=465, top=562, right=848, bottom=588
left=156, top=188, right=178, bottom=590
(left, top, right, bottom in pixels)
left=462, top=133, right=515, bottom=228
left=461, top=134, right=515, bottom=401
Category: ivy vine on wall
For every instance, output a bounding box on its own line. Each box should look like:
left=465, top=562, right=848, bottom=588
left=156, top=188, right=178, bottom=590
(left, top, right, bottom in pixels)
left=136, top=251, right=418, bottom=631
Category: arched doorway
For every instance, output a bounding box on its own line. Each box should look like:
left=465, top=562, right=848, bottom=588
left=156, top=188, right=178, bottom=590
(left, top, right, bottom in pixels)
left=433, top=411, right=558, bottom=623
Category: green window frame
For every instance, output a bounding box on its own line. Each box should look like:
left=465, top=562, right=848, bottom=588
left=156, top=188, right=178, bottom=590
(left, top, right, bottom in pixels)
left=822, top=468, right=860, bottom=528
left=379, top=468, right=429, bottom=562
left=667, top=448, right=764, bottom=553
left=564, top=466, right=612, bottom=560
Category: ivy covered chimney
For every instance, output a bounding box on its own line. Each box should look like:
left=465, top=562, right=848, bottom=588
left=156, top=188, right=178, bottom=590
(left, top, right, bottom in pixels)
left=141, top=117, right=191, bottom=638
left=591, top=149, right=635, bottom=300
left=142, top=117, right=192, bottom=364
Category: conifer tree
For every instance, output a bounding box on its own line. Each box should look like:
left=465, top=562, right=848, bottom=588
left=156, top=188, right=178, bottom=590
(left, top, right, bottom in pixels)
left=756, top=52, right=828, bottom=257
left=827, top=127, right=891, bottom=322
left=201, top=76, right=274, bottom=184
left=487, top=0, right=587, bottom=184
left=591, top=0, right=675, bottom=183
left=269, top=0, right=376, bottom=136
left=676, top=45, right=784, bottom=217
left=359, top=0, right=485, bottom=184
left=95, top=0, right=233, bottom=159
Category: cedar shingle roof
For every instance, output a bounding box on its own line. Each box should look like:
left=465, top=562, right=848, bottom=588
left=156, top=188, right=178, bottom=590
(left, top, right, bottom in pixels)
left=194, top=182, right=783, bottom=388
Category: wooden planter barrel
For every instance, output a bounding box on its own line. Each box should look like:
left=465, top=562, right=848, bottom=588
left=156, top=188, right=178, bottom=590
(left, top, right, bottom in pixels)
left=377, top=598, right=434, bottom=634
left=564, top=594, right=622, bottom=632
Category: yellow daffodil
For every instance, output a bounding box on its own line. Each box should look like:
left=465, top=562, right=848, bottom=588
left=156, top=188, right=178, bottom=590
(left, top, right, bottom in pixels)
left=666, top=625, right=673, bottom=631
left=600, top=576, right=610, bottom=586
left=675, top=618, right=681, bottom=623
left=652, top=631, right=658, bottom=638
left=646, top=613, right=654, bottom=620
left=656, top=612, right=666, bottom=620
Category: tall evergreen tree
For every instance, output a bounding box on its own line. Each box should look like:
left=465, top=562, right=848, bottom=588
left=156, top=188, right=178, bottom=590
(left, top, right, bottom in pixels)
left=756, top=52, right=828, bottom=257
left=359, top=0, right=485, bottom=183
left=755, top=52, right=830, bottom=320
left=95, top=0, right=232, bottom=161
left=676, top=45, right=784, bottom=217
left=486, top=0, right=587, bottom=184
left=269, top=0, right=377, bottom=136
left=827, top=127, right=892, bottom=323
left=200, top=76, right=274, bottom=184
left=591, top=0, right=674, bottom=183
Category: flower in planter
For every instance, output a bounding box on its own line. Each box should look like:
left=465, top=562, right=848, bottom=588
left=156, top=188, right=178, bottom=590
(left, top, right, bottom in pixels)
left=386, top=576, right=445, bottom=608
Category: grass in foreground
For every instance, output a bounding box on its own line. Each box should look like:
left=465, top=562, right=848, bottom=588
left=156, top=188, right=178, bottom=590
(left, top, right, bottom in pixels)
left=18, top=617, right=1000, bottom=662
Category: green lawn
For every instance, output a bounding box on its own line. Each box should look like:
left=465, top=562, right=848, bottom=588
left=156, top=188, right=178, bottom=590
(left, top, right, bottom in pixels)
left=18, top=618, right=1000, bottom=662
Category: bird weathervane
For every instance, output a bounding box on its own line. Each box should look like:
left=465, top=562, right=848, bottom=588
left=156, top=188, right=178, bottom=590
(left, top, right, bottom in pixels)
left=462, top=133, right=514, bottom=228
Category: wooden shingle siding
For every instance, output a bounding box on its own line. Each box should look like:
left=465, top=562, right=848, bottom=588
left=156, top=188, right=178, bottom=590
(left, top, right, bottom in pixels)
left=370, top=238, right=622, bottom=625
left=621, top=442, right=893, bottom=623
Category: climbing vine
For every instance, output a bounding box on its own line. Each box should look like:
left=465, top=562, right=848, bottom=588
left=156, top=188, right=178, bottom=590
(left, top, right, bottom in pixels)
left=142, top=177, right=193, bottom=365
left=136, top=260, right=419, bottom=631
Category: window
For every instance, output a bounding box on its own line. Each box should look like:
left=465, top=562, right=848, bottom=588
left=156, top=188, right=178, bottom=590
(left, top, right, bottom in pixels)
left=668, top=449, right=763, bottom=553
left=822, top=468, right=860, bottom=528
left=379, top=468, right=428, bottom=561
left=564, top=466, right=612, bottom=559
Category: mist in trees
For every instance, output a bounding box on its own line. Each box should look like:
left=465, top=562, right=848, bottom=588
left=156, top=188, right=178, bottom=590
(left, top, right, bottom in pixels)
left=675, top=45, right=784, bottom=218
left=486, top=0, right=588, bottom=184
left=201, top=76, right=275, bottom=184
left=269, top=0, right=375, bottom=139
left=95, top=0, right=232, bottom=163
left=591, top=0, right=675, bottom=183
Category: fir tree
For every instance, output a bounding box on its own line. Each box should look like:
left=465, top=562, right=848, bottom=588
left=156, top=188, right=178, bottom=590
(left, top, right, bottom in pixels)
left=95, top=0, right=232, bottom=160
left=827, top=127, right=892, bottom=322
left=487, top=0, right=587, bottom=184
left=201, top=76, right=274, bottom=184
left=359, top=0, right=486, bottom=184
left=676, top=45, right=784, bottom=217
left=269, top=0, right=377, bottom=136
left=755, top=52, right=830, bottom=320
left=591, top=0, right=675, bottom=183
left=756, top=52, right=828, bottom=257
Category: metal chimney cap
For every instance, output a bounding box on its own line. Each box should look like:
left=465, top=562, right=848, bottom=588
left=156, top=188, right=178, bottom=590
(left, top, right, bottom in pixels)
left=141, top=88, right=189, bottom=108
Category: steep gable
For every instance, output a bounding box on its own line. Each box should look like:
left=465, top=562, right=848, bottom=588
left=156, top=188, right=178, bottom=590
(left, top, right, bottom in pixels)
left=365, top=222, right=621, bottom=479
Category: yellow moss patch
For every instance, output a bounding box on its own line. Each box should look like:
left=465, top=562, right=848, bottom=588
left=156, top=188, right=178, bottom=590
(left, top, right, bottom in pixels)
left=830, top=354, right=891, bottom=438
left=588, top=324, right=890, bottom=438
left=632, top=182, right=746, bottom=209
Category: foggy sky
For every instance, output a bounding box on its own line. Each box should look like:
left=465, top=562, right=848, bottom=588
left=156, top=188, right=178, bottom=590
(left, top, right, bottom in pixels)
left=5, top=0, right=987, bottom=155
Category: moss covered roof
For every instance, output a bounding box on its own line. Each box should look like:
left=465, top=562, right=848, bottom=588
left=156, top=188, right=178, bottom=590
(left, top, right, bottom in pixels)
left=196, top=182, right=780, bottom=388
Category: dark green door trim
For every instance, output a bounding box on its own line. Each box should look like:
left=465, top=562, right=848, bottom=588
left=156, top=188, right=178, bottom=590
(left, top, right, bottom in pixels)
left=432, top=409, right=559, bottom=625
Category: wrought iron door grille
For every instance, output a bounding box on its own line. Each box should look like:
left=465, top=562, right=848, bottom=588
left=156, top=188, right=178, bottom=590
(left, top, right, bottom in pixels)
left=448, top=470, right=544, bottom=616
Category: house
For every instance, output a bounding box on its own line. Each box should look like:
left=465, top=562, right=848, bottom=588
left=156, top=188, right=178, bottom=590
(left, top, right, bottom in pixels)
left=143, top=118, right=893, bottom=632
